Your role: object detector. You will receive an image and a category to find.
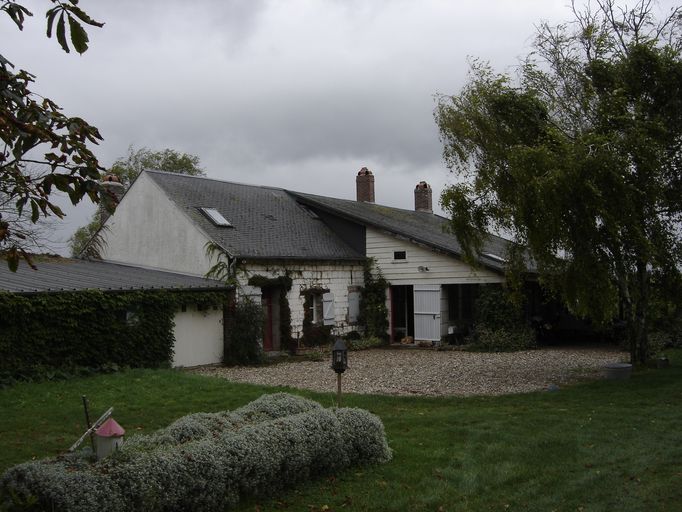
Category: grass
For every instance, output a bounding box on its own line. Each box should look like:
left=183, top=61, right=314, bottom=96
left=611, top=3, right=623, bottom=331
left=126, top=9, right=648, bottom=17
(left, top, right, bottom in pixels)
left=1, top=351, right=681, bottom=511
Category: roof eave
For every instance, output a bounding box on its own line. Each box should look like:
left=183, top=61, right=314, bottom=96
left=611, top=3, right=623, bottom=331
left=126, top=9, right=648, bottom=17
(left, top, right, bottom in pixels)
left=7, top=285, right=233, bottom=296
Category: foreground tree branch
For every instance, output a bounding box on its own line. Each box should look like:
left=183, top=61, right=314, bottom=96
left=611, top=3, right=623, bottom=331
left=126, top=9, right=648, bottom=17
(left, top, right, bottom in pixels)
left=0, top=1, right=104, bottom=270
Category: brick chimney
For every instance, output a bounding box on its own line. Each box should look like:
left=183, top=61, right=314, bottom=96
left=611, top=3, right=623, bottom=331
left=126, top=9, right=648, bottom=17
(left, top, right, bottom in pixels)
left=99, top=174, right=125, bottom=223
left=356, top=167, right=375, bottom=203
left=414, top=181, right=432, bottom=213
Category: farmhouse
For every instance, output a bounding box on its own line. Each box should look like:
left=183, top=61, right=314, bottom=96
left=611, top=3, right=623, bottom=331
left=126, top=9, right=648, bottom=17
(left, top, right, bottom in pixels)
left=96, top=168, right=515, bottom=350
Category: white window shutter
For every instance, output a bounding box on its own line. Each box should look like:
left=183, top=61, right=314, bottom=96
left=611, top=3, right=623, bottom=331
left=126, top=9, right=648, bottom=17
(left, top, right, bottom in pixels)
left=348, top=291, right=360, bottom=323
left=323, top=292, right=335, bottom=326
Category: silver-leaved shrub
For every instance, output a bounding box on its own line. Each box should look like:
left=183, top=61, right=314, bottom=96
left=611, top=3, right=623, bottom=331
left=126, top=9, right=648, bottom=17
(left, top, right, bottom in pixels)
left=0, top=393, right=391, bottom=512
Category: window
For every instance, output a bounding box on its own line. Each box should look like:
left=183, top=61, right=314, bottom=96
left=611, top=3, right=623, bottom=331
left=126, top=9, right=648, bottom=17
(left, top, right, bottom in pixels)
left=125, top=309, right=140, bottom=326
left=297, top=203, right=320, bottom=219
left=312, top=293, right=324, bottom=324
left=199, top=207, right=232, bottom=227
left=312, top=292, right=335, bottom=326
left=393, top=251, right=406, bottom=260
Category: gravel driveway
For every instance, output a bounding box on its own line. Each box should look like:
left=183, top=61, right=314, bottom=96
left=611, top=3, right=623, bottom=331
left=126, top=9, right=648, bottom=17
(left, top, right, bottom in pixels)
left=192, top=347, right=628, bottom=397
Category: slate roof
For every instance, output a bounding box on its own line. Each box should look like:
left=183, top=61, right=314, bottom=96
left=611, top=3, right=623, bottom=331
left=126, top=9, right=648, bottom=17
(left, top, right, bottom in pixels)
left=0, top=257, right=231, bottom=294
left=142, top=170, right=522, bottom=273
left=291, top=192, right=515, bottom=273
left=146, top=171, right=364, bottom=261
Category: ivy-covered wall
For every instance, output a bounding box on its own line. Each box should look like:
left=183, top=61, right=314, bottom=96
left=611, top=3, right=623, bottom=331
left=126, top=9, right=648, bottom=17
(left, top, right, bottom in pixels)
left=0, top=289, right=231, bottom=382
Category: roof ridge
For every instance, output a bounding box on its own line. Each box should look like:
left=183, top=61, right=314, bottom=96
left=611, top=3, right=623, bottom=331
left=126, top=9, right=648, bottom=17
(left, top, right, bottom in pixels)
left=288, top=190, right=442, bottom=216
left=146, top=170, right=427, bottom=214
left=144, top=169, right=288, bottom=194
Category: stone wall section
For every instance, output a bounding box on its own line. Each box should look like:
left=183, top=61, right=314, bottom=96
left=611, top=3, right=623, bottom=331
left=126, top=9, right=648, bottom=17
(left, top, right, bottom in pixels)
left=237, top=260, right=365, bottom=340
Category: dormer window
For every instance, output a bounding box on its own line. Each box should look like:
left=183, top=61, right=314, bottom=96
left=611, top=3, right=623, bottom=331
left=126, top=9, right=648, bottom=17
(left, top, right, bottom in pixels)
left=297, top=203, right=320, bottom=219
left=199, top=207, right=232, bottom=227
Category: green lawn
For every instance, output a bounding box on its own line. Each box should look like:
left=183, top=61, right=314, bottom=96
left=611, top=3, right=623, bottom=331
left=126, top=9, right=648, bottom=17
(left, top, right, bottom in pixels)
left=1, top=351, right=681, bottom=511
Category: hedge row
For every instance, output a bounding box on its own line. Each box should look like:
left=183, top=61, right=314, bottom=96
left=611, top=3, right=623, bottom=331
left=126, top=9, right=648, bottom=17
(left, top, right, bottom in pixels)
left=1, top=394, right=392, bottom=512
left=0, top=289, right=230, bottom=383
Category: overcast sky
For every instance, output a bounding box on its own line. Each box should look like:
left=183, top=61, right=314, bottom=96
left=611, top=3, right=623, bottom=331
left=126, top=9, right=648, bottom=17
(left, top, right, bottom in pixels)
left=6, top=0, right=672, bottom=254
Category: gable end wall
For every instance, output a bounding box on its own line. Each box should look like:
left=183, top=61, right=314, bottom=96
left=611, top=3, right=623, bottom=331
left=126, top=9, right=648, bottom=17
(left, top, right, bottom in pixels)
left=100, top=173, right=214, bottom=277
left=366, top=227, right=504, bottom=285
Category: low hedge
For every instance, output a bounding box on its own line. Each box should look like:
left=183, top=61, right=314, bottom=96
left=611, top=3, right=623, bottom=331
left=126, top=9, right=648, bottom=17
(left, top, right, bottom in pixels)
left=1, top=393, right=392, bottom=512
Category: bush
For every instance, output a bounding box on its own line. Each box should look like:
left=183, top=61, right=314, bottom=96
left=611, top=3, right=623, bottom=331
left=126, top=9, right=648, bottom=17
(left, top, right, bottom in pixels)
left=0, top=394, right=392, bottom=512
left=298, top=347, right=328, bottom=361
left=348, top=336, right=384, bottom=351
left=359, top=259, right=389, bottom=340
left=467, top=285, right=537, bottom=352
left=468, top=325, right=537, bottom=352
left=224, top=299, right=264, bottom=365
left=301, top=323, right=333, bottom=347
left=343, top=330, right=362, bottom=341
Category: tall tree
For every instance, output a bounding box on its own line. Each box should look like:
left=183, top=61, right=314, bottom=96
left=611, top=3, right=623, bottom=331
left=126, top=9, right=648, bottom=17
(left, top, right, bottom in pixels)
left=109, top=145, right=206, bottom=187
left=69, top=146, right=205, bottom=257
left=435, top=0, right=682, bottom=364
left=1, top=1, right=104, bottom=270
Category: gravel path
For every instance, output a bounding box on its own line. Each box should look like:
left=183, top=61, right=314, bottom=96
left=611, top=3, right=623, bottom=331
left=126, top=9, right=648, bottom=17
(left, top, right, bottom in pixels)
left=192, top=347, right=628, bottom=397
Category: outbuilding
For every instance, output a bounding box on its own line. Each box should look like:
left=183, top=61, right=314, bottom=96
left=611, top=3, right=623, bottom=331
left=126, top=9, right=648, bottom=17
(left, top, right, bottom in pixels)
left=0, top=256, right=233, bottom=374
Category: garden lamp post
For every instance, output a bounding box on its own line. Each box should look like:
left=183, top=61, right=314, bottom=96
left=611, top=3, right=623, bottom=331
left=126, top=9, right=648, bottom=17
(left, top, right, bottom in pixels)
left=331, top=338, right=348, bottom=407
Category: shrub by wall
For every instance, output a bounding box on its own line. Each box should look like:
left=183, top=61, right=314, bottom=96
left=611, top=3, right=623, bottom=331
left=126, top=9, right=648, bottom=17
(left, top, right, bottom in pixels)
left=223, top=298, right=265, bottom=365
left=347, top=335, right=384, bottom=351
left=468, top=285, right=537, bottom=352
left=0, top=394, right=392, bottom=512
left=359, top=258, right=389, bottom=340
left=0, top=290, right=230, bottom=384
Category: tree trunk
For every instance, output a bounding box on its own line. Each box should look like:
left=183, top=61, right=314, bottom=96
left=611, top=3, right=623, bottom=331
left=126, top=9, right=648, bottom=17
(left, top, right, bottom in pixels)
left=616, top=272, right=637, bottom=364
left=633, top=259, right=650, bottom=364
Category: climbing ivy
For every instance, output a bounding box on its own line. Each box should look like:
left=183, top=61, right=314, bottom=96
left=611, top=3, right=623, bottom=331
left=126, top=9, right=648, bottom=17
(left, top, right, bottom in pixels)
left=359, top=258, right=389, bottom=340
left=247, top=274, right=293, bottom=352
left=223, top=297, right=265, bottom=365
left=0, top=289, right=231, bottom=384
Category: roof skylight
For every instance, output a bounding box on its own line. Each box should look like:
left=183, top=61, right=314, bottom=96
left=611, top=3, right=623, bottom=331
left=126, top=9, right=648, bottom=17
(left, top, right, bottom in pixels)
left=199, top=207, right=232, bottom=227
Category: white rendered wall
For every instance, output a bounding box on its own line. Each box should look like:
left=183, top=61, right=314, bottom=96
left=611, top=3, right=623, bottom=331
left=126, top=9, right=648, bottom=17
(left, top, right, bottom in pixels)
left=172, top=306, right=223, bottom=367
left=237, top=260, right=364, bottom=339
left=100, top=172, right=213, bottom=276
left=366, top=227, right=504, bottom=286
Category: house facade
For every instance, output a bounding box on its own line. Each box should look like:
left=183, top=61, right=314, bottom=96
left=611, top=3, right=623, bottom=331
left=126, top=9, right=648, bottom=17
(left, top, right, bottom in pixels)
left=291, top=171, right=509, bottom=343
left=98, top=171, right=366, bottom=351
left=97, top=168, right=513, bottom=350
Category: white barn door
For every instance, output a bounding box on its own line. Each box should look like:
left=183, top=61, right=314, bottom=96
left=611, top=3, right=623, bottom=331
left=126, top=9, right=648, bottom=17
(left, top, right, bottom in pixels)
left=413, top=285, right=441, bottom=341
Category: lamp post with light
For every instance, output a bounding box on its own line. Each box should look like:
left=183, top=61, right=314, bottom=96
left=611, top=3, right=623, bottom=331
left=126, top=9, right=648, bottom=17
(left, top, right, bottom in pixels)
left=331, top=338, right=348, bottom=407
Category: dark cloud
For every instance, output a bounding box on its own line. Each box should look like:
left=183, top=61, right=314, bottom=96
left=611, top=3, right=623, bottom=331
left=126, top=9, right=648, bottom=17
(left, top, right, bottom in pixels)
left=17, top=0, right=670, bottom=254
